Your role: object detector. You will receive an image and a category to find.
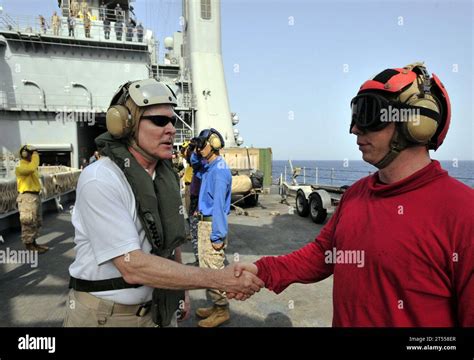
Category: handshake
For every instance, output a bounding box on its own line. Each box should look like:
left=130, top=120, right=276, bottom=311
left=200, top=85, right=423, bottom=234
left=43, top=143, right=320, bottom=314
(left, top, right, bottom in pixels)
left=218, top=262, right=263, bottom=301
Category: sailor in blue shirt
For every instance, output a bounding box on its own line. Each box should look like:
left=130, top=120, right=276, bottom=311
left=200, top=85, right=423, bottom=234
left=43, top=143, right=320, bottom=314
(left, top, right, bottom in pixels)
left=194, top=128, right=232, bottom=327
left=198, top=158, right=231, bottom=244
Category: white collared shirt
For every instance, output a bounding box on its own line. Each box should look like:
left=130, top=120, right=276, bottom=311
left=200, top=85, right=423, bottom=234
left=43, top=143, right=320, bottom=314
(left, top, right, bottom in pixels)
left=69, top=157, right=153, bottom=305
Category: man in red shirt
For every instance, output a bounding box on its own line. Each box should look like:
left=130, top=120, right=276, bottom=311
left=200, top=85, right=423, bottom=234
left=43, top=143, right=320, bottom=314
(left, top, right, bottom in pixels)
left=231, top=63, right=473, bottom=327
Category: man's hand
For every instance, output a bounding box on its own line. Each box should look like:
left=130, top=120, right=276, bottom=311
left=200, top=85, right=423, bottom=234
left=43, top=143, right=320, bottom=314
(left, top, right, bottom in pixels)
left=227, top=262, right=260, bottom=300
left=217, top=263, right=264, bottom=298
left=233, top=262, right=258, bottom=277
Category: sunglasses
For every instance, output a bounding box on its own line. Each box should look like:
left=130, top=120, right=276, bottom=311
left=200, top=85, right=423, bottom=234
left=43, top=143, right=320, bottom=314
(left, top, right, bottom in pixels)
left=141, top=115, right=177, bottom=127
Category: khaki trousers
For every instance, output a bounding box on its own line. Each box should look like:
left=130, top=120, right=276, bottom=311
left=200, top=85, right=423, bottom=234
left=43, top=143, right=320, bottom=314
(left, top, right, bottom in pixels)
left=198, top=221, right=228, bottom=307
left=184, top=184, right=191, bottom=216
left=63, top=289, right=178, bottom=327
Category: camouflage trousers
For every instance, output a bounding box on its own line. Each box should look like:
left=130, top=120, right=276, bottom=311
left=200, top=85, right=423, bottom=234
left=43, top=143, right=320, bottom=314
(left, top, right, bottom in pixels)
left=188, top=196, right=199, bottom=259
left=17, top=193, right=42, bottom=245
left=188, top=215, right=199, bottom=259
left=198, top=221, right=228, bottom=307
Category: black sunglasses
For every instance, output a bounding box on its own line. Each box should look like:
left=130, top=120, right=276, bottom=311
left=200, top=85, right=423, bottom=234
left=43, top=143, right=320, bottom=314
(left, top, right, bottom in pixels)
left=141, top=115, right=177, bottom=127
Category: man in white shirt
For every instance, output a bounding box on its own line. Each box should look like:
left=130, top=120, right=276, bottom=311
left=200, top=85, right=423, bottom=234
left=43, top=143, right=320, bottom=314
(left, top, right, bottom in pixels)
left=64, top=79, right=263, bottom=327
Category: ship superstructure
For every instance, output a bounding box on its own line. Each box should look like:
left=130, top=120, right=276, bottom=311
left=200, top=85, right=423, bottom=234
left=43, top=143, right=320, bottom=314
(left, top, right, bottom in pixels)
left=0, top=0, right=251, bottom=177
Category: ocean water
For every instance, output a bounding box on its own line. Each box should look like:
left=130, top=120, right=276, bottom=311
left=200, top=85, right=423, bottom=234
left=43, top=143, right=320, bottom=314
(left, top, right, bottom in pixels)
left=272, top=160, right=474, bottom=187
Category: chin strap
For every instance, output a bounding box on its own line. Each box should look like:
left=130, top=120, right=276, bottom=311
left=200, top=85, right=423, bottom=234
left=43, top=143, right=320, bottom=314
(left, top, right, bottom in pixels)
left=204, top=151, right=215, bottom=161
left=374, top=129, right=410, bottom=169
left=128, top=138, right=160, bottom=163
left=202, top=141, right=218, bottom=161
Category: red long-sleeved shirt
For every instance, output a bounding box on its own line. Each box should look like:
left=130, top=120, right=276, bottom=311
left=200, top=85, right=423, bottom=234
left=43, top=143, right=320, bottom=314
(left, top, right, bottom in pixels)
left=256, top=161, right=473, bottom=327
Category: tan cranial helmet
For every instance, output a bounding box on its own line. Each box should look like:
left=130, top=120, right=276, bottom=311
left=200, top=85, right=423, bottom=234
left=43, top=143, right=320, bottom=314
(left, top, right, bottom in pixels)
left=106, top=79, right=178, bottom=139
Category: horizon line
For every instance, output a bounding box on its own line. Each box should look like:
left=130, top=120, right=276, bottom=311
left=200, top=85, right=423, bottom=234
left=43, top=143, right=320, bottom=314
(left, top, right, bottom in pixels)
left=273, top=159, right=474, bottom=162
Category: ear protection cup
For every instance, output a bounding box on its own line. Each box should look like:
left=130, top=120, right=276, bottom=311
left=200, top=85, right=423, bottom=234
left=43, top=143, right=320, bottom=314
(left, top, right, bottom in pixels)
left=398, top=67, right=441, bottom=144
left=403, top=96, right=439, bottom=143
left=106, top=82, right=133, bottom=139
left=198, top=128, right=225, bottom=151
left=106, top=104, right=133, bottom=138
left=208, top=133, right=223, bottom=151
left=209, top=128, right=225, bottom=151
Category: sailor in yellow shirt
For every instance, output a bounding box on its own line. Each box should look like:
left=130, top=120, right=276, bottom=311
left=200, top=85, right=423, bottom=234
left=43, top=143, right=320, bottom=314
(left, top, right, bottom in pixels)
left=15, top=145, right=49, bottom=254
left=181, top=141, right=194, bottom=214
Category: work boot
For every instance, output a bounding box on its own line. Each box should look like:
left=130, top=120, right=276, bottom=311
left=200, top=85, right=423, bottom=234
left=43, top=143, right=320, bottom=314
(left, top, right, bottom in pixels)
left=197, top=306, right=230, bottom=328
left=36, top=243, right=49, bottom=251
left=25, top=241, right=49, bottom=254
left=195, top=306, right=217, bottom=319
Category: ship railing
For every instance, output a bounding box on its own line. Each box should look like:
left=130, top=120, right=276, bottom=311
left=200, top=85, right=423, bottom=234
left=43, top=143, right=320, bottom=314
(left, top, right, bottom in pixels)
left=174, top=129, right=195, bottom=146
left=181, top=93, right=193, bottom=109
left=0, top=89, right=192, bottom=113
left=278, top=165, right=374, bottom=186
left=0, top=91, right=112, bottom=112
left=0, top=12, right=18, bottom=30
left=0, top=153, right=16, bottom=179
left=0, top=12, right=147, bottom=45
left=0, top=91, right=190, bottom=113
left=156, top=67, right=181, bottom=81
left=0, top=166, right=81, bottom=216
left=60, top=3, right=137, bottom=24
left=277, top=165, right=474, bottom=188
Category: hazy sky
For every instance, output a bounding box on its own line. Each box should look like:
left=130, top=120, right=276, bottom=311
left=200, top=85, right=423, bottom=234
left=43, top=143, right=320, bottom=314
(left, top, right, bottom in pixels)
left=2, top=0, right=473, bottom=160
